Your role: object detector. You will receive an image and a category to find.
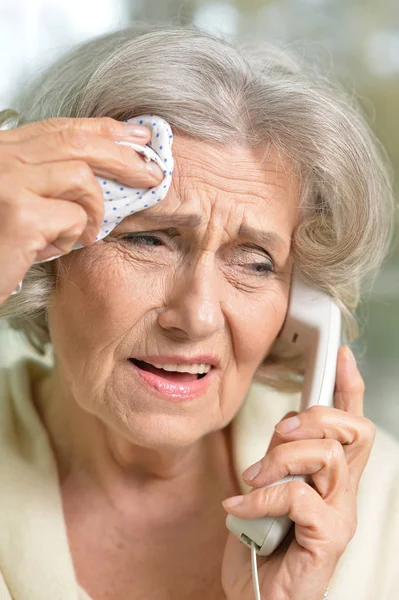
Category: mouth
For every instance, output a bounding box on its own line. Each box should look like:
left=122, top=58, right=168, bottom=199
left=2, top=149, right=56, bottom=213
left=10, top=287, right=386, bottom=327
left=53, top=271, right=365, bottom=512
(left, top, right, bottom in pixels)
left=127, top=357, right=216, bottom=400
left=130, top=359, right=208, bottom=381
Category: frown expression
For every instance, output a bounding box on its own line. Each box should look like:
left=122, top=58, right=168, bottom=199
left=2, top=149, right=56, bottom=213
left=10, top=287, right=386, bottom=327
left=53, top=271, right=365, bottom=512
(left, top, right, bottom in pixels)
left=48, top=136, right=300, bottom=448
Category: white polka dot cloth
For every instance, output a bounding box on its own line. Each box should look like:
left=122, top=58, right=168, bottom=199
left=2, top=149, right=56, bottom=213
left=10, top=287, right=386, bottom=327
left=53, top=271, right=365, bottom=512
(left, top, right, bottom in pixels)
left=11, top=114, right=174, bottom=295
left=92, top=114, right=174, bottom=244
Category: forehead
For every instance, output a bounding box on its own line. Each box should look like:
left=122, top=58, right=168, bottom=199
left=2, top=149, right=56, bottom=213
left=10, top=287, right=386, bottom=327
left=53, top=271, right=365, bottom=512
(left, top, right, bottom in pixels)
left=169, top=135, right=299, bottom=202
left=167, top=136, right=297, bottom=214
left=120, top=135, right=301, bottom=239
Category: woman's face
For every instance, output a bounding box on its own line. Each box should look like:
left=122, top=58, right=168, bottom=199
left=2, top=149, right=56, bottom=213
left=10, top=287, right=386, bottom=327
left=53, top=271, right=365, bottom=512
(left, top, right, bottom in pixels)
left=48, top=137, right=300, bottom=448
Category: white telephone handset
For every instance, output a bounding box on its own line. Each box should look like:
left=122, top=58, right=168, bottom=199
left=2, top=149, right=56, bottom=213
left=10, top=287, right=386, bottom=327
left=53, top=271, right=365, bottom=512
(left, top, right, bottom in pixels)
left=226, top=272, right=342, bottom=556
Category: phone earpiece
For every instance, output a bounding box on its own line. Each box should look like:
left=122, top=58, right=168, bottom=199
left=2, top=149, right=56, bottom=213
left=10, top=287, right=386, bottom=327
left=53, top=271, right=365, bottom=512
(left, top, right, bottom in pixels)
left=226, top=271, right=342, bottom=556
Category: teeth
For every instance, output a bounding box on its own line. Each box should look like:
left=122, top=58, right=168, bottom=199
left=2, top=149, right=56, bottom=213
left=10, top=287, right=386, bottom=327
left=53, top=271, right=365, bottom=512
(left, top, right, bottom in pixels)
left=149, top=362, right=211, bottom=374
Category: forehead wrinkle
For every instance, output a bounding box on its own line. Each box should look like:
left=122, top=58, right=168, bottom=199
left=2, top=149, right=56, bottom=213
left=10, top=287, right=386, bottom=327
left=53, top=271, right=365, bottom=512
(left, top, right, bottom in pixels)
left=172, top=168, right=287, bottom=198
left=170, top=170, right=285, bottom=217
left=121, top=213, right=202, bottom=228
left=118, top=138, right=298, bottom=249
left=176, top=175, right=281, bottom=200
left=172, top=158, right=296, bottom=206
left=172, top=140, right=294, bottom=188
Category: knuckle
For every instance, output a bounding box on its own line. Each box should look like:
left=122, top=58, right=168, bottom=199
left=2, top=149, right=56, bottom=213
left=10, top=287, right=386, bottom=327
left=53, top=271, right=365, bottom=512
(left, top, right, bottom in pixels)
left=325, top=438, right=344, bottom=462
left=67, top=160, right=95, bottom=188
left=95, top=116, right=119, bottom=134
left=306, top=405, right=324, bottom=419
left=58, top=128, right=91, bottom=152
left=290, top=479, right=310, bottom=498
left=251, top=486, right=271, bottom=512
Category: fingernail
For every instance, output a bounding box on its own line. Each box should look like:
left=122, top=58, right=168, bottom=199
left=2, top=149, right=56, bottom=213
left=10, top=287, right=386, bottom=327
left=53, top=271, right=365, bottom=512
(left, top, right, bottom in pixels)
left=146, top=161, right=164, bottom=179
left=124, top=124, right=151, bottom=137
left=222, top=495, right=244, bottom=509
left=345, top=345, right=357, bottom=368
left=243, top=461, right=262, bottom=481
left=275, top=415, right=301, bottom=434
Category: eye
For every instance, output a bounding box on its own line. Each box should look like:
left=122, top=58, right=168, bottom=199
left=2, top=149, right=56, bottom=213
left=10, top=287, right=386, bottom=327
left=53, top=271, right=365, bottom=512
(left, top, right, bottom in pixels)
left=119, top=233, right=163, bottom=247
left=249, top=261, right=274, bottom=275
left=236, top=245, right=275, bottom=278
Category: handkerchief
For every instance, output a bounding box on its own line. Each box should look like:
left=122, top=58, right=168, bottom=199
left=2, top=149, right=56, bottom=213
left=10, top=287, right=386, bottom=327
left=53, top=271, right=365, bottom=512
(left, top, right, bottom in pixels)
left=11, top=114, right=174, bottom=294
left=89, top=114, right=174, bottom=246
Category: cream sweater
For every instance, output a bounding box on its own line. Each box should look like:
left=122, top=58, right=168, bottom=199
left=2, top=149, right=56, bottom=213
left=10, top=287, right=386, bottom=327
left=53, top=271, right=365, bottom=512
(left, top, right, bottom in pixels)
left=0, top=355, right=398, bottom=600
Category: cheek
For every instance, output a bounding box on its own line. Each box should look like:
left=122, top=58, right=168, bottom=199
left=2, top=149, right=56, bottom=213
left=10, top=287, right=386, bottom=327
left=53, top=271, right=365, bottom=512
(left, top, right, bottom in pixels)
left=226, top=288, right=288, bottom=371
left=48, top=246, right=168, bottom=364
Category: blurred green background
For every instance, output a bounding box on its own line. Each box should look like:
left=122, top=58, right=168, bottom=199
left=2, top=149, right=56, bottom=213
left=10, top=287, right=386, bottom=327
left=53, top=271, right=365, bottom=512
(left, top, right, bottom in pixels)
left=0, top=0, right=398, bottom=438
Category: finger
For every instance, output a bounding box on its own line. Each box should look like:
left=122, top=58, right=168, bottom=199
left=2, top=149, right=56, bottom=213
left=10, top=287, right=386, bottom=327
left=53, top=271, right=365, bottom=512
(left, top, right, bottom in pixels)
left=9, top=129, right=164, bottom=188
left=36, top=198, right=90, bottom=255
left=270, top=405, right=376, bottom=491
left=242, top=439, right=350, bottom=500
left=8, top=190, right=89, bottom=257
left=273, top=406, right=373, bottom=447
left=0, top=116, right=152, bottom=145
left=222, top=479, right=326, bottom=528
left=9, top=161, right=104, bottom=243
left=333, top=345, right=365, bottom=416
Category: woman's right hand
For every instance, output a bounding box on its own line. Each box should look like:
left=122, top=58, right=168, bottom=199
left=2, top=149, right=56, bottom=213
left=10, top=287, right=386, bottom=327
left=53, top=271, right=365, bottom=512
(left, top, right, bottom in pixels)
left=0, top=116, right=164, bottom=304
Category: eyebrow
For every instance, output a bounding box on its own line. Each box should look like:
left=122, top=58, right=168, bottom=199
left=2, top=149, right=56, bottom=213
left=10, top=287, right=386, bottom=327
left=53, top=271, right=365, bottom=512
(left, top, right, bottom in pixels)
left=123, top=213, right=287, bottom=251
left=237, top=224, right=287, bottom=252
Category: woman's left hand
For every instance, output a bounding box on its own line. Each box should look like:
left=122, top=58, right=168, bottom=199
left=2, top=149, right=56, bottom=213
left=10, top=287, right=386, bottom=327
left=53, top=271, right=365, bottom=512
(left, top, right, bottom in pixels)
left=221, top=345, right=376, bottom=600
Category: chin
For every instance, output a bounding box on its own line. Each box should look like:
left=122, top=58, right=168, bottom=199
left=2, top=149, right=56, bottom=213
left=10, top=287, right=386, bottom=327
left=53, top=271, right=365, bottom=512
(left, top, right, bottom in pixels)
left=111, top=410, right=217, bottom=450
left=91, top=361, right=241, bottom=448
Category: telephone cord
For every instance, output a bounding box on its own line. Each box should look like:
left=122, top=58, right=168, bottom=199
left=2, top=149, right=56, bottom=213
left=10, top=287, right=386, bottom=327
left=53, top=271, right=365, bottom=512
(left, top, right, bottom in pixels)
left=250, top=541, right=261, bottom=600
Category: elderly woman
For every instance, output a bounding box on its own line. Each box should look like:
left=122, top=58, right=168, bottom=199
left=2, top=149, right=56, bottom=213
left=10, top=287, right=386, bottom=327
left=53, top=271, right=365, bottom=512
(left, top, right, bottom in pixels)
left=0, top=24, right=398, bottom=600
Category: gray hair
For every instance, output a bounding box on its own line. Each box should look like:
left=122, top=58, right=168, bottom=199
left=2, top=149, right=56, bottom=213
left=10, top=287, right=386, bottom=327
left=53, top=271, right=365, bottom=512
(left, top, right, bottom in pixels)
left=0, top=24, right=395, bottom=391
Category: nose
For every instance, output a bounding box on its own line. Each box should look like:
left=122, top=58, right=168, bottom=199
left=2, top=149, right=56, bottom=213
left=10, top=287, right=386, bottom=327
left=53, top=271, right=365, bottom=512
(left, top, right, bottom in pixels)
left=157, top=254, right=224, bottom=341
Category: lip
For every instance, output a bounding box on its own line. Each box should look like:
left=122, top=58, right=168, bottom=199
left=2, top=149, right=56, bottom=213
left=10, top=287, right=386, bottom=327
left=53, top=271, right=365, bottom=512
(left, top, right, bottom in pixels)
left=127, top=358, right=216, bottom=401
left=131, top=354, right=219, bottom=367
